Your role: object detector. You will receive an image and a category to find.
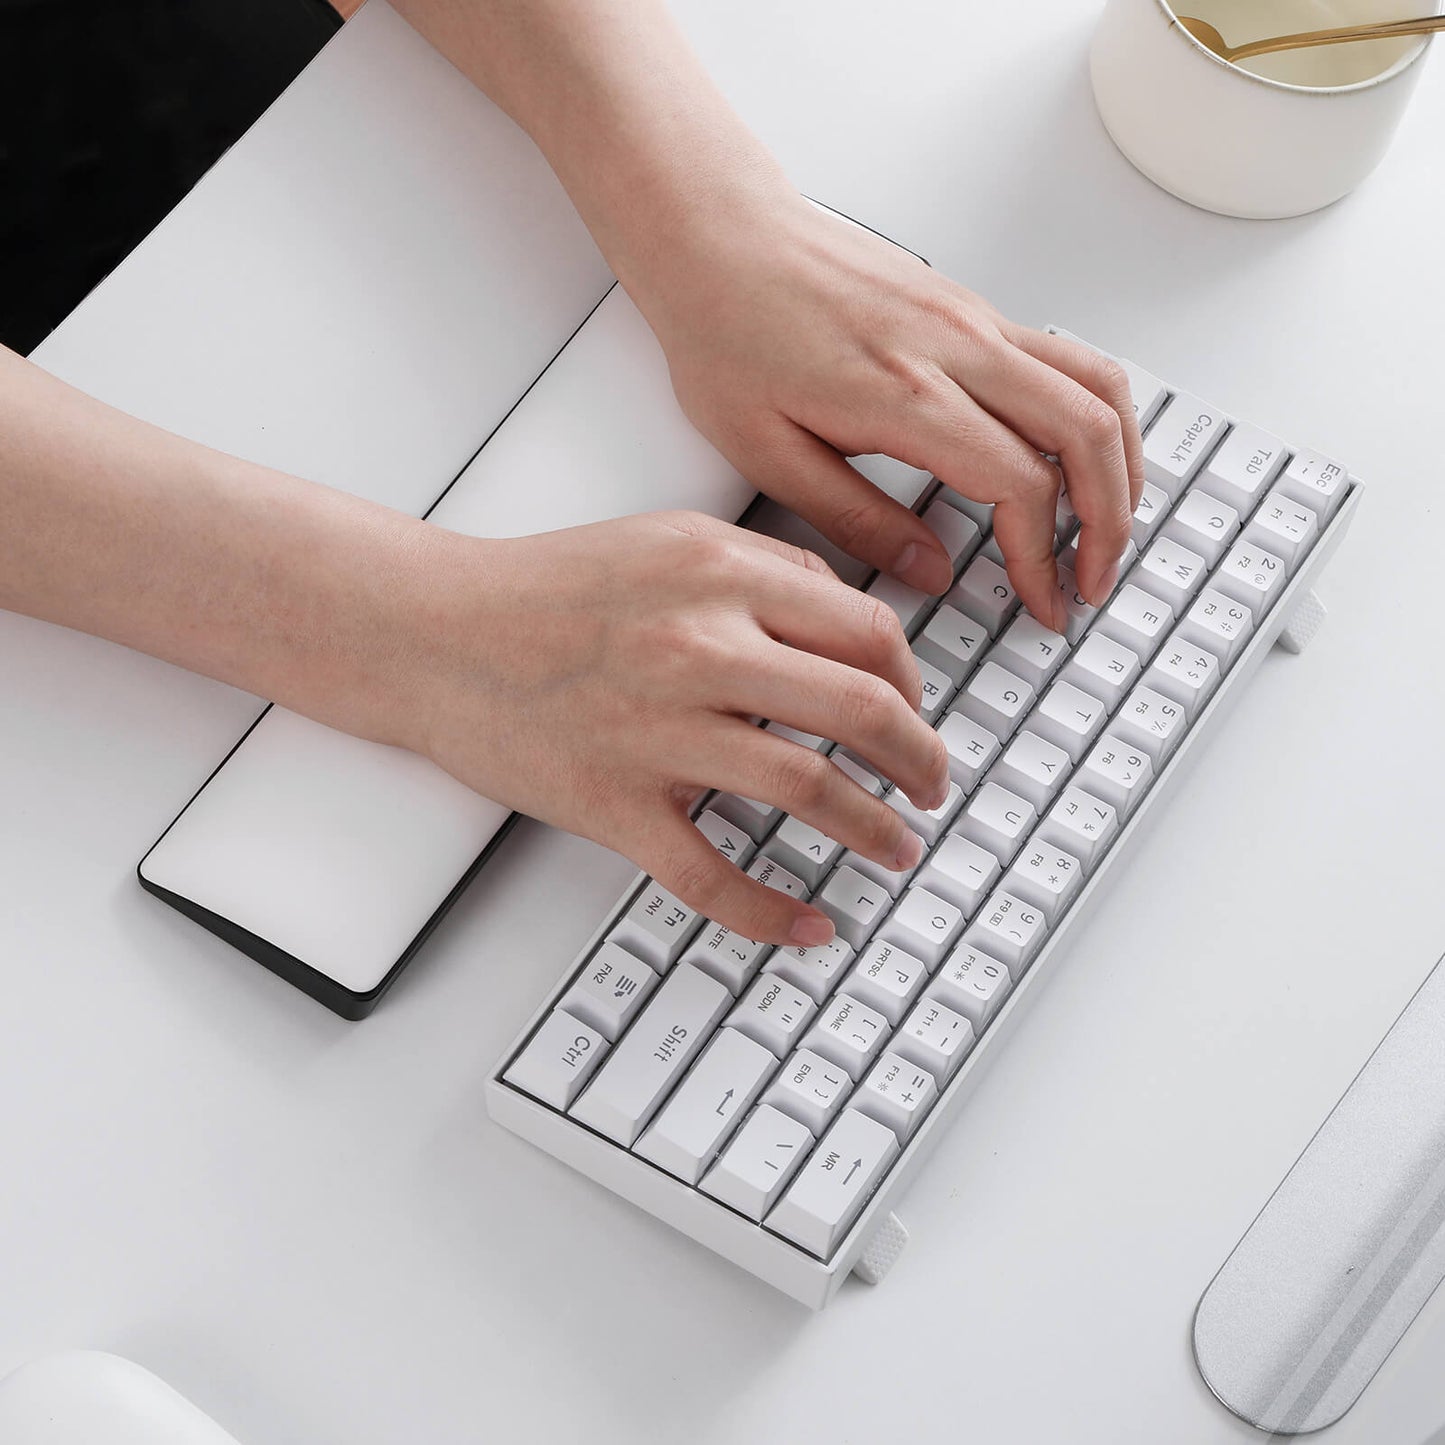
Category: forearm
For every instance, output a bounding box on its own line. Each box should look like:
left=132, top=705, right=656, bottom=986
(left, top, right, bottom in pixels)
left=389, top=0, right=794, bottom=300
left=0, top=344, right=445, bottom=749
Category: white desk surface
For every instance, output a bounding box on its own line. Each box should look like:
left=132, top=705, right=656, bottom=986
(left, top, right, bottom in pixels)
left=4, top=3, right=1443, bottom=1441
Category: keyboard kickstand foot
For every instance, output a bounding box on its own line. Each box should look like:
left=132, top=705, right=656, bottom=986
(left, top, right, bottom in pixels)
left=1274, top=588, right=1327, bottom=655
left=851, top=1211, right=909, bottom=1286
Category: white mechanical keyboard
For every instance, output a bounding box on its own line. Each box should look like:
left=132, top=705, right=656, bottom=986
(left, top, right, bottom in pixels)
left=488, top=332, right=1360, bottom=1309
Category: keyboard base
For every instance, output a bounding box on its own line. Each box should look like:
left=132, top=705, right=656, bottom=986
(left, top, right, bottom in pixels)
left=488, top=485, right=1361, bottom=1308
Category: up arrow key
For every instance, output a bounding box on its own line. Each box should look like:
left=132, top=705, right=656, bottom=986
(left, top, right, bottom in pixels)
left=766, top=1109, right=900, bottom=1259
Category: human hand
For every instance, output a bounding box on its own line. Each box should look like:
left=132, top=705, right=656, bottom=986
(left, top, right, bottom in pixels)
left=629, top=190, right=1145, bottom=632
left=408, top=511, right=948, bottom=946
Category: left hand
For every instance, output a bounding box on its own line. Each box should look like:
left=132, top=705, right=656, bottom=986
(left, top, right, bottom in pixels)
left=628, top=188, right=1145, bottom=631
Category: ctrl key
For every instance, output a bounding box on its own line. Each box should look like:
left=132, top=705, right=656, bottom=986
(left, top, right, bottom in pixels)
left=765, top=1109, right=900, bottom=1259
left=503, top=1011, right=609, bottom=1111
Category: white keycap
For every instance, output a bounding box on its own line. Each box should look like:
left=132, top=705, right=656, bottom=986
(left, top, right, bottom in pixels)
left=1078, top=734, right=1154, bottom=818
left=1180, top=587, right=1254, bottom=670
left=990, top=730, right=1072, bottom=813
left=633, top=1027, right=776, bottom=1184
left=762, top=1048, right=854, bottom=1136
left=611, top=881, right=702, bottom=972
left=914, top=655, right=955, bottom=724
left=957, top=781, right=1037, bottom=865
left=1216, top=540, right=1288, bottom=614
left=1244, top=485, right=1319, bottom=570
left=570, top=964, right=731, bottom=1146
left=886, top=779, right=965, bottom=845
left=1032, top=679, right=1110, bottom=762
left=1113, top=684, right=1187, bottom=765
left=1003, top=841, right=1084, bottom=924
left=915, top=603, right=990, bottom=686
left=894, top=997, right=976, bottom=1084
left=1146, top=633, right=1222, bottom=719
left=726, top=973, right=818, bottom=1058
left=1095, top=582, right=1176, bottom=663
left=1277, top=447, right=1348, bottom=523
left=1054, top=492, right=1079, bottom=546
left=954, top=660, right=1035, bottom=741
left=937, top=710, right=1002, bottom=792
left=763, top=936, right=855, bottom=1006
left=694, top=808, right=757, bottom=868
left=844, top=938, right=931, bottom=1025
left=701, top=1104, right=813, bottom=1221
left=559, top=940, right=659, bottom=1041
left=927, top=945, right=1013, bottom=1030
left=503, top=1011, right=610, bottom=1111
left=880, top=886, right=965, bottom=968
left=816, top=866, right=892, bottom=948
left=1162, top=488, right=1240, bottom=566
left=917, top=833, right=1001, bottom=917
left=681, top=923, right=770, bottom=995
left=937, top=486, right=996, bottom=533
left=950, top=554, right=1018, bottom=636
left=838, top=849, right=911, bottom=898
left=1130, top=481, right=1171, bottom=550
left=1142, top=392, right=1231, bottom=501
left=765, top=719, right=830, bottom=752
left=1038, top=784, right=1120, bottom=871
left=921, top=496, right=983, bottom=575
left=767, top=1108, right=900, bottom=1258
left=1053, top=564, right=1098, bottom=645
left=1200, top=423, right=1288, bottom=516
left=833, top=751, right=886, bottom=796
left=1059, top=631, right=1141, bottom=709
left=963, top=890, right=1048, bottom=977
left=853, top=1051, right=938, bottom=1143
left=802, top=993, right=891, bottom=1080
left=993, top=613, right=1070, bottom=691
left=747, top=854, right=808, bottom=899
left=865, top=570, right=933, bottom=636
left=710, top=792, right=781, bottom=843
left=1116, top=355, right=1169, bottom=428
left=765, top=814, right=843, bottom=890
left=1135, top=537, right=1208, bottom=615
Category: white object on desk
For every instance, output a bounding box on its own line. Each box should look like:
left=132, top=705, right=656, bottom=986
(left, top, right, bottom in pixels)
left=0, top=1353, right=240, bottom=1445
left=1091, top=0, right=1439, bottom=218
left=138, top=285, right=755, bottom=1017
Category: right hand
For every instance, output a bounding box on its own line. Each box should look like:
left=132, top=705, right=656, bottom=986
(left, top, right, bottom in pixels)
left=403, top=510, right=948, bottom=946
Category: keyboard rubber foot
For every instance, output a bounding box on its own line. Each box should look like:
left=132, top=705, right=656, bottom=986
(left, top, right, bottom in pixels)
left=851, top=1210, right=909, bottom=1286
left=1274, top=588, right=1326, bottom=655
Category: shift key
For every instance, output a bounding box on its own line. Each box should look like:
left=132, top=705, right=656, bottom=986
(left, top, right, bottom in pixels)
left=569, top=964, right=730, bottom=1146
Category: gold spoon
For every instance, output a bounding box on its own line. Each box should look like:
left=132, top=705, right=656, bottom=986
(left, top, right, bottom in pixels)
left=1177, top=12, right=1445, bottom=64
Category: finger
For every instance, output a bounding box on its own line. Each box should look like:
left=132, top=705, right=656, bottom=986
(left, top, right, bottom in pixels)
left=640, top=809, right=835, bottom=946
left=739, top=423, right=953, bottom=594
left=659, top=509, right=843, bottom=582
left=700, top=724, right=928, bottom=879
left=871, top=383, right=1066, bottom=630
left=983, top=330, right=1140, bottom=604
left=738, top=549, right=923, bottom=711
left=1007, top=327, right=1146, bottom=514
left=735, top=642, right=947, bottom=809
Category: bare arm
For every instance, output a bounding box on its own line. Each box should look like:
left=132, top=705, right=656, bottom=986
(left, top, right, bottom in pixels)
left=392, top=0, right=1145, bottom=618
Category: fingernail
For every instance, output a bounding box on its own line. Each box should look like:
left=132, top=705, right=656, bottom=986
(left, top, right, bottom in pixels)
left=894, top=830, right=925, bottom=871
left=1091, top=559, right=1122, bottom=608
left=789, top=912, right=835, bottom=948
left=895, top=541, right=952, bottom=595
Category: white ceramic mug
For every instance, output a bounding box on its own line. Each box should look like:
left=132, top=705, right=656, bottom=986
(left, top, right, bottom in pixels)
left=1091, top=0, right=1439, bottom=218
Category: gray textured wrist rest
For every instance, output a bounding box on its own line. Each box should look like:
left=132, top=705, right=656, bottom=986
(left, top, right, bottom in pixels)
left=1194, top=954, right=1445, bottom=1434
